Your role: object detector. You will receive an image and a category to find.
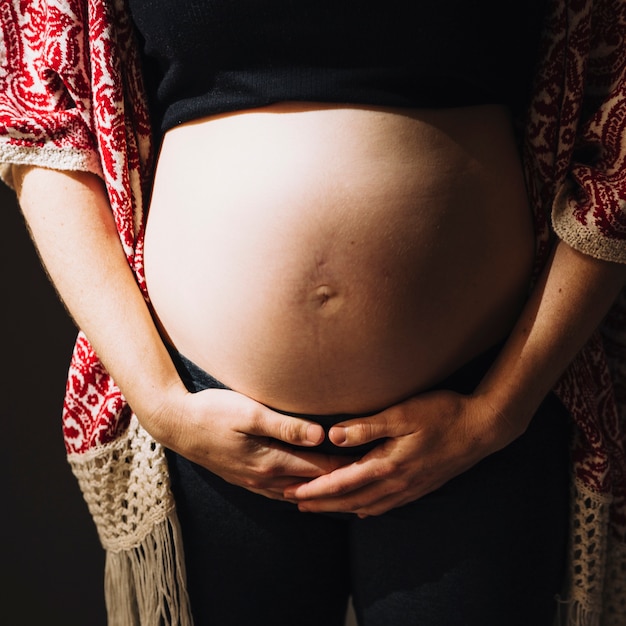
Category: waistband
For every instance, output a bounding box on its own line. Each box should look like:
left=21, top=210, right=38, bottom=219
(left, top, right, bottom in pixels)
left=166, top=343, right=502, bottom=456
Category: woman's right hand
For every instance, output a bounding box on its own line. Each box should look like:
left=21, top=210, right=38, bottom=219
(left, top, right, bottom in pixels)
left=147, top=383, right=351, bottom=501
left=13, top=166, right=347, bottom=501
left=14, top=166, right=349, bottom=501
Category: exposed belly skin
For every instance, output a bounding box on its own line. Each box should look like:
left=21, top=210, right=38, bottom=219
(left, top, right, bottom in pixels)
left=144, top=103, right=535, bottom=414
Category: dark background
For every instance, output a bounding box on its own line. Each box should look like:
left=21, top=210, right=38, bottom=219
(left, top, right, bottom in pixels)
left=1, top=179, right=107, bottom=625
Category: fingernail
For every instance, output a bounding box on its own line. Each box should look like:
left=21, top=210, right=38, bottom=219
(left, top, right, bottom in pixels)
left=306, top=424, right=324, bottom=444
left=330, top=426, right=346, bottom=444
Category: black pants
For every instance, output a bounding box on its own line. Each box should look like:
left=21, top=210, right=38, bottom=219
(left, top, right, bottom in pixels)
left=166, top=348, right=571, bottom=626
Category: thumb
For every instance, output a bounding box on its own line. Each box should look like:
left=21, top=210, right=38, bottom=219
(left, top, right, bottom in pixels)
left=328, top=406, right=408, bottom=447
left=246, top=406, right=326, bottom=447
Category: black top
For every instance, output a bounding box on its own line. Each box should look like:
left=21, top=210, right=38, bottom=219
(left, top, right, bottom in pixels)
left=129, top=1, right=548, bottom=133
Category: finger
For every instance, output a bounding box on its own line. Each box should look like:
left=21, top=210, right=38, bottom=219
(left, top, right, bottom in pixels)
left=246, top=485, right=300, bottom=502
left=255, top=443, right=352, bottom=480
left=350, top=492, right=413, bottom=517
left=298, top=481, right=415, bottom=517
left=295, top=473, right=436, bottom=516
left=328, top=406, right=411, bottom=447
left=283, top=457, right=380, bottom=500
left=296, top=480, right=395, bottom=515
left=227, top=468, right=312, bottom=500
left=243, top=406, right=326, bottom=447
left=354, top=473, right=453, bottom=516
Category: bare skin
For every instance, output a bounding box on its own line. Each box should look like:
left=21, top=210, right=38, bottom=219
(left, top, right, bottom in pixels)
left=285, top=243, right=626, bottom=516
left=14, top=165, right=347, bottom=501
left=14, top=102, right=626, bottom=512
left=145, top=103, right=535, bottom=413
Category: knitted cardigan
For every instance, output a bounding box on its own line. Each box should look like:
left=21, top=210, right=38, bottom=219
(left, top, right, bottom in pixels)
left=1, top=1, right=625, bottom=624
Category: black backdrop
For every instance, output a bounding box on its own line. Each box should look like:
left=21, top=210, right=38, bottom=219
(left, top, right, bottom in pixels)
left=1, top=179, right=107, bottom=625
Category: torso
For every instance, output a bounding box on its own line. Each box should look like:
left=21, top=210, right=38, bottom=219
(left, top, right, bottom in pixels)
left=144, top=103, right=535, bottom=414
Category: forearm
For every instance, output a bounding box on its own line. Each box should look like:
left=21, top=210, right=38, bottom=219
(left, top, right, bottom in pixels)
left=13, top=166, right=186, bottom=435
left=476, top=239, right=626, bottom=447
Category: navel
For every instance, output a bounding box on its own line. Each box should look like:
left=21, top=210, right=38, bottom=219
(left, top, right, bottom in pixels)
left=311, top=284, right=340, bottom=310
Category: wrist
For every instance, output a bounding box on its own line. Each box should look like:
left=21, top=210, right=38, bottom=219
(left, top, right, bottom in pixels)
left=472, top=378, right=543, bottom=454
left=120, top=364, right=191, bottom=447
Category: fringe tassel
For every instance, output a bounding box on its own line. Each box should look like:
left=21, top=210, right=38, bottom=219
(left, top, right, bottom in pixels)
left=555, top=596, right=602, bottom=626
left=104, top=512, right=193, bottom=626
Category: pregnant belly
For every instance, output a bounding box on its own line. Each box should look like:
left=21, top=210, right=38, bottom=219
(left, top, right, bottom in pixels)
left=144, top=103, right=535, bottom=414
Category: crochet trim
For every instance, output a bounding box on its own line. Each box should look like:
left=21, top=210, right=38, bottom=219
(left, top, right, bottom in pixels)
left=0, top=143, right=103, bottom=189
left=552, top=214, right=626, bottom=264
left=67, top=415, right=173, bottom=550
left=551, top=178, right=626, bottom=265
left=556, top=478, right=626, bottom=626
left=68, top=415, right=193, bottom=623
left=104, top=513, right=193, bottom=626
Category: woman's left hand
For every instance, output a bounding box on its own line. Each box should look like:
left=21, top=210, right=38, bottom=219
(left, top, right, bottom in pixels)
left=285, top=244, right=626, bottom=517
left=283, top=389, right=526, bottom=516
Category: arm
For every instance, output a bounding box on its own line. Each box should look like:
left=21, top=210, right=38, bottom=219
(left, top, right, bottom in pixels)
left=14, top=165, right=344, bottom=499
left=285, top=240, right=626, bottom=515
left=473, top=242, right=626, bottom=437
